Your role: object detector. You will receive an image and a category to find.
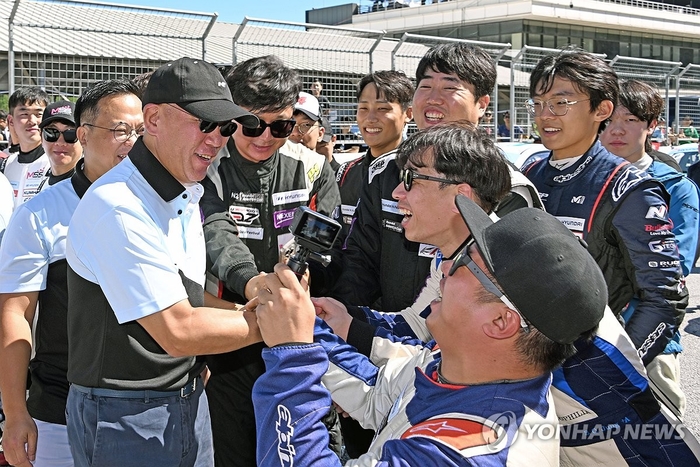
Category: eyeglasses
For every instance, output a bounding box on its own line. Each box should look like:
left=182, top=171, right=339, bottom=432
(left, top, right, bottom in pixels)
left=42, top=127, right=78, bottom=144
left=449, top=239, right=530, bottom=333
left=525, top=98, right=590, bottom=117
left=399, top=168, right=460, bottom=191
left=242, top=118, right=296, bottom=138
left=83, top=122, right=145, bottom=143
left=166, top=103, right=238, bottom=137
left=293, top=122, right=319, bottom=135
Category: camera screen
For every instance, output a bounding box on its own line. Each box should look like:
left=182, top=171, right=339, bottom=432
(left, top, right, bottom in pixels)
left=298, top=212, right=340, bottom=249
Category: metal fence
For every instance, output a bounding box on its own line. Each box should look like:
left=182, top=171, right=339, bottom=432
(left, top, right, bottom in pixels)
left=3, top=4, right=700, bottom=146
left=6, top=0, right=218, bottom=96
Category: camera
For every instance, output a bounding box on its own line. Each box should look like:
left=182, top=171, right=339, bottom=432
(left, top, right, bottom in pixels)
left=286, top=206, right=341, bottom=277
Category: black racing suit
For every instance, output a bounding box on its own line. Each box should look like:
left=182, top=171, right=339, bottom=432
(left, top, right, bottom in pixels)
left=523, top=141, right=688, bottom=366
left=200, top=139, right=341, bottom=466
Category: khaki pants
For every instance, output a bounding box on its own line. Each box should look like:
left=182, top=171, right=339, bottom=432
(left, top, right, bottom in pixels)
left=647, top=352, right=686, bottom=418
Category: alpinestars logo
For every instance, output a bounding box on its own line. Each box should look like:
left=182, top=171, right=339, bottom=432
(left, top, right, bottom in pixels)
left=612, top=167, right=645, bottom=202
left=276, top=405, right=296, bottom=466
left=402, top=412, right=505, bottom=454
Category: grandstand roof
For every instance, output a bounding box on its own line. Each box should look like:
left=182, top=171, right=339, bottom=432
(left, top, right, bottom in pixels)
left=0, top=2, right=519, bottom=83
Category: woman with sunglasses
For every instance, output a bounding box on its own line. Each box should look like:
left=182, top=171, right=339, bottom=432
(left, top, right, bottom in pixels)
left=37, top=101, right=82, bottom=192
left=199, top=55, right=341, bottom=467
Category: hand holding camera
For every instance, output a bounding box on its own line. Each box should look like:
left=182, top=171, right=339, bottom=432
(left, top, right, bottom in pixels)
left=286, top=206, right=341, bottom=279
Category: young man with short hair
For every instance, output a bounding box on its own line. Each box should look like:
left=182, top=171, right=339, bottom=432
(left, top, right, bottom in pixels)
left=600, top=78, right=699, bottom=417
left=523, top=47, right=687, bottom=369
left=1, top=87, right=49, bottom=208
left=310, top=78, right=331, bottom=116
left=334, top=70, right=413, bottom=241
left=200, top=55, right=341, bottom=466
left=332, top=42, right=541, bottom=313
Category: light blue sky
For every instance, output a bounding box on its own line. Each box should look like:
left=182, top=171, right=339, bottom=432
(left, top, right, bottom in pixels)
left=108, top=0, right=355, bottom=24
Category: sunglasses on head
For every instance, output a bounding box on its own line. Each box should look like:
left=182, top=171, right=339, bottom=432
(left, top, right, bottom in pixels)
left=42, top=127, right=78, bottom=144
left=241, top=118, right=296, bottom=138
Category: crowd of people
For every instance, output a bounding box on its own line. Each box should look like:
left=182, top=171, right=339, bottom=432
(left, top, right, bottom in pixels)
left=0, top=45, right=699, bottom=466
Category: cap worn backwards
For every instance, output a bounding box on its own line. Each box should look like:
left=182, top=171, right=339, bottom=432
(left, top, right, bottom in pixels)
left=142, top=57, right=259, bottom=129
left=455, top=194, right=606, bottom=344
left=39, top=101, right=76, bottom=129
left=295, top=92, right=321, bottom=122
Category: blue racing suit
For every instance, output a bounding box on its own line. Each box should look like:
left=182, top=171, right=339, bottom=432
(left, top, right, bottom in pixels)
left=523, top=141, right=688, bottom=366
left=253, top=319, right=560, bottom=466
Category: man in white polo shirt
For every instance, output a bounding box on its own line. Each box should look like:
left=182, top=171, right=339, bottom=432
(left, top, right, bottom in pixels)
left=65, top=58, right=262, bottom=466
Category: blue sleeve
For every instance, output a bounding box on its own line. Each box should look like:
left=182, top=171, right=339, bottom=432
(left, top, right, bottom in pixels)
left=611, top=183, right=689, bottom=365
left=254, top=343, right=342, bottom=467
left=665, top=177, right=700, bottom=276
left=357, top=305, right=424, bottom=338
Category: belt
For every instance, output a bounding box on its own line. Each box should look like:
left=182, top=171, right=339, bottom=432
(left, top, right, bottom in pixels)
left=72, top=377, right=198, bottom=400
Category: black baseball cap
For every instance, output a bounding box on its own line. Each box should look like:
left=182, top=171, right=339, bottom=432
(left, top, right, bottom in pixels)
left=39, top=101, right=75, bottom=128
left=142, top=57, right=259, bottom=129
left=455, top=195, right=606, bottom=344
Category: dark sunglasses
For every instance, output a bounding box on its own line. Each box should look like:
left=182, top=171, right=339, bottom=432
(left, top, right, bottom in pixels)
left=166, top=103, right=238, bottom=137
left=199, top=120, right=237, bottom=137
left=449, top=239, right=530, bottom=332
left=242, top=119, right=296, bottom=138
left=42, top=127, right=78, bottom=144
left=399, top=168, right=460, bottom=191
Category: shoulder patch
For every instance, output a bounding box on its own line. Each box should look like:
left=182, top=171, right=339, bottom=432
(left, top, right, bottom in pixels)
left=368, top=151, right=398, bottom=184
left=612, top=166, right=647, bottom=202
left=401, top=414, right=502, bottom=453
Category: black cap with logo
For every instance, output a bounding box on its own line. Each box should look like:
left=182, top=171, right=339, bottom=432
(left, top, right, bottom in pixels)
left=142, top=57, right=259, bottom=129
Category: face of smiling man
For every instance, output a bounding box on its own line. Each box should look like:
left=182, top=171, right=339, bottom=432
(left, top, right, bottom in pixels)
left=412, top=68, right=489, bottom=130
left=531, top=77, right=612, bottom=160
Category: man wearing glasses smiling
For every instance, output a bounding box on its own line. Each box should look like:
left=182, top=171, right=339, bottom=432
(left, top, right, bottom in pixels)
left=199, top=55, right=341, bottom=466
left=522, top=47, right=687, bottom=385
left=289, top=91, right=326, bottom=153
